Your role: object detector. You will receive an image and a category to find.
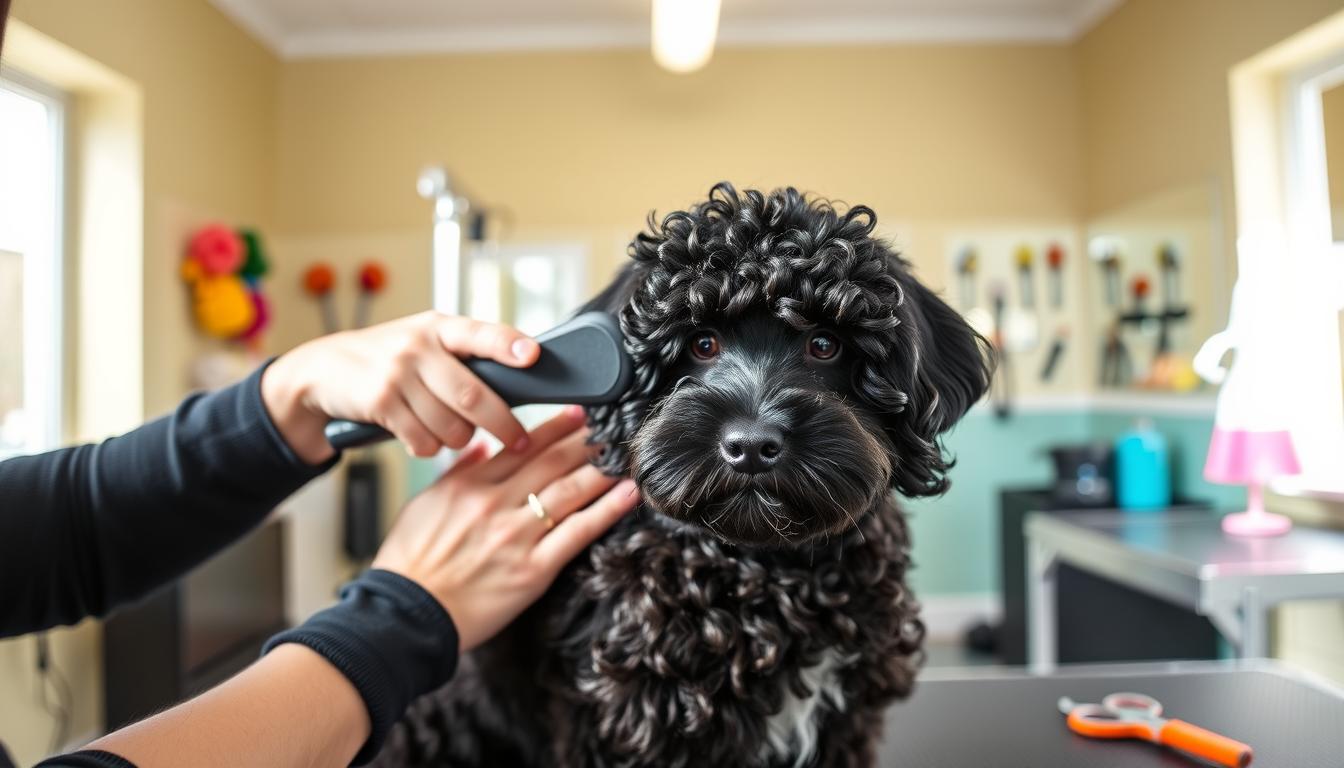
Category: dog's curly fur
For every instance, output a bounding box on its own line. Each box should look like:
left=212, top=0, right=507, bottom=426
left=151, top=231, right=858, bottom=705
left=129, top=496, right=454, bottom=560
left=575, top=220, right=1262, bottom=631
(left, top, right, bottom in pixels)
left=372, top=183, right=992, bottom=768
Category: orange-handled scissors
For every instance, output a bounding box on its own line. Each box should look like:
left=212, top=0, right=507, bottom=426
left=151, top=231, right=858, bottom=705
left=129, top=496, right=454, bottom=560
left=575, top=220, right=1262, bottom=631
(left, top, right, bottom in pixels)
left=1058, top=692, right=1253, bottom=767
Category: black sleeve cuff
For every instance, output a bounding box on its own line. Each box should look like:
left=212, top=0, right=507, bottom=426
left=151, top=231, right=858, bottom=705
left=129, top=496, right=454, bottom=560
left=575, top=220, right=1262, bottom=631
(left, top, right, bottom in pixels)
left=34, top=750, right=138, bottom=768
left=262, top=569, right=460, bottom=765
left=232, top=359, right=343, bottom=481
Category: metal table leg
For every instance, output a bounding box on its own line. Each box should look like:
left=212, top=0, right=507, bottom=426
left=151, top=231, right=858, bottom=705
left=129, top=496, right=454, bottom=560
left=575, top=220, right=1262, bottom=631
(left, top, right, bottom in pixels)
left=1027, top=539, right=1059, bottom=672
left=1240, top=586, right=1268, bottom=659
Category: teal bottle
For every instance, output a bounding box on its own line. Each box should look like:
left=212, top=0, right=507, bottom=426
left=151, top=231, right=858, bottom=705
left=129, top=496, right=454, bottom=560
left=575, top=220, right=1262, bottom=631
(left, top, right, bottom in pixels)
left=1115, top=419, right=1172, bottom=511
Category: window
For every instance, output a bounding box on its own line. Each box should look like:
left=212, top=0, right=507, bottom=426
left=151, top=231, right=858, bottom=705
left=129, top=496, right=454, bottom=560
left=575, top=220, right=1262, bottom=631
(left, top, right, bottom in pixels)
left=0, top=71, right=66, bottom=457
left=1277, top=49, right=1344, bottom=491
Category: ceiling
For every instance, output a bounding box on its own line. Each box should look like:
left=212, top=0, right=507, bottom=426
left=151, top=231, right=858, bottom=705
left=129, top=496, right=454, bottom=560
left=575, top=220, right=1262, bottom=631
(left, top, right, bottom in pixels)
left=210, top=0, right=1123, bottom=59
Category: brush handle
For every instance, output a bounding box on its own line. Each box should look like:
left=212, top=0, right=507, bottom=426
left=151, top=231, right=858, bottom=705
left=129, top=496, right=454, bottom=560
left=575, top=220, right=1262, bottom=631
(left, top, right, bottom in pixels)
left=325, top=312, right=632, bottom=451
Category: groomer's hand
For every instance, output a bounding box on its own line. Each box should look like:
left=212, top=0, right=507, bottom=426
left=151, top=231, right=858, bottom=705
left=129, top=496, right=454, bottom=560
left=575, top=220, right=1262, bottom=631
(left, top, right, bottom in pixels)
left=262, top=311, right=541, bottom=464
left=372, top=405, right=639, bottom=651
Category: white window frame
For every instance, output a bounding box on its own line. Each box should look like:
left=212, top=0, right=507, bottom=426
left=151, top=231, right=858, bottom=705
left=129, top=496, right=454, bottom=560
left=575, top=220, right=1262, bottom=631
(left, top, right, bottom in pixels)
left=497, top=241, right=589, bottom=334
left=1277, top=51, right=1344, bottom=491
left=0, top=68, right=67, bottom=457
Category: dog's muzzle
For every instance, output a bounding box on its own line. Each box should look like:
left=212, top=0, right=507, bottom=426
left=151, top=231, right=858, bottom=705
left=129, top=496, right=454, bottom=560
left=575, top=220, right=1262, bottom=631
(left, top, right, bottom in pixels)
left=630, top=376, right=891, bottom=548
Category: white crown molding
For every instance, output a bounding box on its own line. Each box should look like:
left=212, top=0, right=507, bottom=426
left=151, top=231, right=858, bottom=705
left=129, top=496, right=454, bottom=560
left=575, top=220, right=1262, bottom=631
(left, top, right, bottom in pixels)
left=1071, top=0, right=1126, bottom=37
left=210, top=0, right=290, bottom=54
left=281, top=22, right=649, bottom=59
left=209, top=1, right=1129, bottom=60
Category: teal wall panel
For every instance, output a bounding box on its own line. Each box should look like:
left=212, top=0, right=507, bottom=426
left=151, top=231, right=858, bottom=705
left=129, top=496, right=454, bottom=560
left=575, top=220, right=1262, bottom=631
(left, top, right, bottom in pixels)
left=903, top=409, right=1091, bottom=596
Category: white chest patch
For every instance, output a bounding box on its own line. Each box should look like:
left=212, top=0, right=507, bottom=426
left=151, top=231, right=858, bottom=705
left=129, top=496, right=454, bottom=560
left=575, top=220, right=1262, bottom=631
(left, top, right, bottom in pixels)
left=760, top=651, right=847, bottom=768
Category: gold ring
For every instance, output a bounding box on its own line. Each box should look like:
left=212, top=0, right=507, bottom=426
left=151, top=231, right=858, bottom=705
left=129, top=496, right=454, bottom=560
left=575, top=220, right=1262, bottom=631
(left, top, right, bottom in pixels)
left=528, top=493, right=555, bottom=530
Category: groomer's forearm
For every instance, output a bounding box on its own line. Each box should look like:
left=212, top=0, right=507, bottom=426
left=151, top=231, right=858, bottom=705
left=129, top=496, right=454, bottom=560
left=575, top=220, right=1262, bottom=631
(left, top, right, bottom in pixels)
left=0, top=362, right=335, bottom=637
left=261, top=353, right=337, bottom=465
left=88, top=645, right=369, bottom=768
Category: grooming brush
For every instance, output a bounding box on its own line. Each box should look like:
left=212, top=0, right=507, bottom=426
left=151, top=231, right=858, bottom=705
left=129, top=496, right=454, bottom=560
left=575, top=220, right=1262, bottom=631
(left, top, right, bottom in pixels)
left=1158, top=242, right=1179, bottom=306
left=1039, top=326, right=1069, bottom=382
left=325, top=312, right=634, bottom=450
left=1130, top=274, right=1151, bottom=315
left=1046, top=242, right=1065, bottom=309
left=956, top=246, right=978, bottom=309
left=303, top=263, right=338, bottom=334
left=1100, top=321, right=1132, bottom=388
left=988, top=282, right=1013, bottom=419
left=354, top=261, right=387, bottom=329
left=1014, top=244, right=1035, bottom=309
left=1098, top=247, right=1122, bottom=307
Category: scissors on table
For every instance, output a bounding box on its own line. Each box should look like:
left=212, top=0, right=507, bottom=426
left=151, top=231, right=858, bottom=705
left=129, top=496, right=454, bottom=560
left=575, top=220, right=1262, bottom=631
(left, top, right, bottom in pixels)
left=1058, top=692, right=1253, bottom=767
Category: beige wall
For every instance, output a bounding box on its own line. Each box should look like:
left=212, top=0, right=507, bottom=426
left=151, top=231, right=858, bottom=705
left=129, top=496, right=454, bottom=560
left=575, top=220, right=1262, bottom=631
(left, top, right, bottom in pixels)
left=1076, top=0, right=1344, bottom=248
left=10, top=0, right=279, bottom=417
left=276, top=45, right=1081, bottom=235
left=1325, top=81, right=1344, bottom=241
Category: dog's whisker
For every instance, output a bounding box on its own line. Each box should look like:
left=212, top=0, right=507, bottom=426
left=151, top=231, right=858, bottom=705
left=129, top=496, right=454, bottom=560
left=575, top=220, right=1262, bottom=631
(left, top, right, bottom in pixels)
left=708, top=503, right=733, bottom=527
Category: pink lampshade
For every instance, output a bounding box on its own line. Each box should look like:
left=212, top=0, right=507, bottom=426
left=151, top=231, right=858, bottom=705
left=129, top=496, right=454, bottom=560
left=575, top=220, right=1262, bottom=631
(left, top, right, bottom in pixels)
left=1204, top=427, right=1301, bottom=485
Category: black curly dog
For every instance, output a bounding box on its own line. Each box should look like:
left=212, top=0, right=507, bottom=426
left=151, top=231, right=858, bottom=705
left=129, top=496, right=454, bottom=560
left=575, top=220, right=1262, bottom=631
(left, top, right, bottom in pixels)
left=374, top=183, right=993, bottom=768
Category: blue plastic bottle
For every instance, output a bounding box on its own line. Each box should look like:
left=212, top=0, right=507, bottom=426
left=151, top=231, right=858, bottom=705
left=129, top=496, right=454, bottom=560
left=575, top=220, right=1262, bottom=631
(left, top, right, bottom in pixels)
left=1114, top=419, right=1172, bottom=511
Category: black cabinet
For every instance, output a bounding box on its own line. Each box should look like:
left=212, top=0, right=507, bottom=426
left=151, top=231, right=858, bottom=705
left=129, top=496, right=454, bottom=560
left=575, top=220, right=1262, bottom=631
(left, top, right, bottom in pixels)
left=998, top=488, right=1220, bottom=665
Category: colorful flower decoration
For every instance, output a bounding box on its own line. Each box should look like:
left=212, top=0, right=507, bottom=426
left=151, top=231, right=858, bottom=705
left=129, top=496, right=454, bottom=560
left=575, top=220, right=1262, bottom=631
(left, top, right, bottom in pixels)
left=189, top=224, right=244, bottom=276
left=183, top=224, right=273, bottom=346
left=238, top=229, right=270, bottom=280
left=191, top=274, right=255, bottom=338
left=239, top=289, right=271, bottom=343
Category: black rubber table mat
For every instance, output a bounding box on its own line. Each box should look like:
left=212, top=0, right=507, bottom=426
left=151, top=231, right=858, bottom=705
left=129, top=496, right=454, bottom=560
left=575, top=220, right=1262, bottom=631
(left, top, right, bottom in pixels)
left=879, top=666, right=1344, bottom=768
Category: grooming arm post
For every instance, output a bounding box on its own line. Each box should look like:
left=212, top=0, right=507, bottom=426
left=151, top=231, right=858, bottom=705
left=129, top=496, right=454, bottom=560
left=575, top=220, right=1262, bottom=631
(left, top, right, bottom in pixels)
left=418, top=166, right=470, bottom=318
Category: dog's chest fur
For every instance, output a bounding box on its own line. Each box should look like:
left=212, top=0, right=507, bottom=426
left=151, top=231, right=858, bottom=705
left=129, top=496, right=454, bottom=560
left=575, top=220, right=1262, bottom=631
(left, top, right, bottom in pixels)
left=537, top=500, right=924, bottom=768
left=374, top=499, right=924, bottom=768
left=761, top=649, right=846, bottom=766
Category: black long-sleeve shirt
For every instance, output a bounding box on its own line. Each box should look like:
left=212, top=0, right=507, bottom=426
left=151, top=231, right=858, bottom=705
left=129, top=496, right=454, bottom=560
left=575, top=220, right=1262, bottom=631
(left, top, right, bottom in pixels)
left=0, top=366, right=460, bottom=767
left=0, top=365, right=331, bottom=637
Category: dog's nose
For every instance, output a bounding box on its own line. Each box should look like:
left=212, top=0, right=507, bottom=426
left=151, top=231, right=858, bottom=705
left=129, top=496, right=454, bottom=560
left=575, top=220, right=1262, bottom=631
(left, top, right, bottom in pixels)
left=719, top=420, right=784, bottom=474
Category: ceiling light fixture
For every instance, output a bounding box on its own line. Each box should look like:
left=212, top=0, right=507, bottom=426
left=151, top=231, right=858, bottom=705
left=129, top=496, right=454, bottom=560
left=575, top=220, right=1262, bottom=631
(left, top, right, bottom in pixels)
left=651, top=0, right=722, bottom=73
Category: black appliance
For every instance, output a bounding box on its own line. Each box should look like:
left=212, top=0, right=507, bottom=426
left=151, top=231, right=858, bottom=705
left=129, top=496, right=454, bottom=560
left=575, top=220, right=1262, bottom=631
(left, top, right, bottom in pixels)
left=103, top=518, right=287, bottom=729
left=1047, top=443, right=1115, bottom=508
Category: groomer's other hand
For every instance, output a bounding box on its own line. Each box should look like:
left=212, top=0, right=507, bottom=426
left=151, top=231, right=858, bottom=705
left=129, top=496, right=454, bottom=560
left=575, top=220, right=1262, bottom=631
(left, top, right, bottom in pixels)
left=372, top=406, right=639, bottom=651
left=262, top=311, right=541, bottom=464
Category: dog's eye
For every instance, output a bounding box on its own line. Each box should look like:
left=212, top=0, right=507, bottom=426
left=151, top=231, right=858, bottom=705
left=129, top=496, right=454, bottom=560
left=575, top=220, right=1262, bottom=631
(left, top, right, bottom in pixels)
left=690, top=332, right=720, bottom=360
left=807, top=332, right=840, bottom=361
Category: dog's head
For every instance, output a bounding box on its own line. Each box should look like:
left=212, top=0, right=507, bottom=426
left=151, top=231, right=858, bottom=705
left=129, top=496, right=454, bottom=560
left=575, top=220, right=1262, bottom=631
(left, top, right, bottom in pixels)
left=582, top=183, right=992, bottom=548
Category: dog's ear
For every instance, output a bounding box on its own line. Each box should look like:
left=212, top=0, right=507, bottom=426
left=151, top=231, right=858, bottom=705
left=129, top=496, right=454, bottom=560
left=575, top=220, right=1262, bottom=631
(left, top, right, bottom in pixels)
left=576, top=263, right=644, bottom=475
left=865, top=257, right=994, bottom=497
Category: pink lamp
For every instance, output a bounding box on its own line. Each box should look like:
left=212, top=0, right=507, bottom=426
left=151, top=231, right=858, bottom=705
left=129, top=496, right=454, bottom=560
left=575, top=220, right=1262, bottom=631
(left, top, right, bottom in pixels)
left=1194, top=265, right=1301, bottom=538
left=1204, top=428, right=1300, bottom=536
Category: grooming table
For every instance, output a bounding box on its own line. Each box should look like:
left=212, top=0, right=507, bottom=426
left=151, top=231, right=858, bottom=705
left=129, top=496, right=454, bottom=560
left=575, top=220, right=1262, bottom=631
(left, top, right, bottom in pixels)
left=879, top=661, right=1344, bottom=767
left=1025, top=510, right=1344, bottom=666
